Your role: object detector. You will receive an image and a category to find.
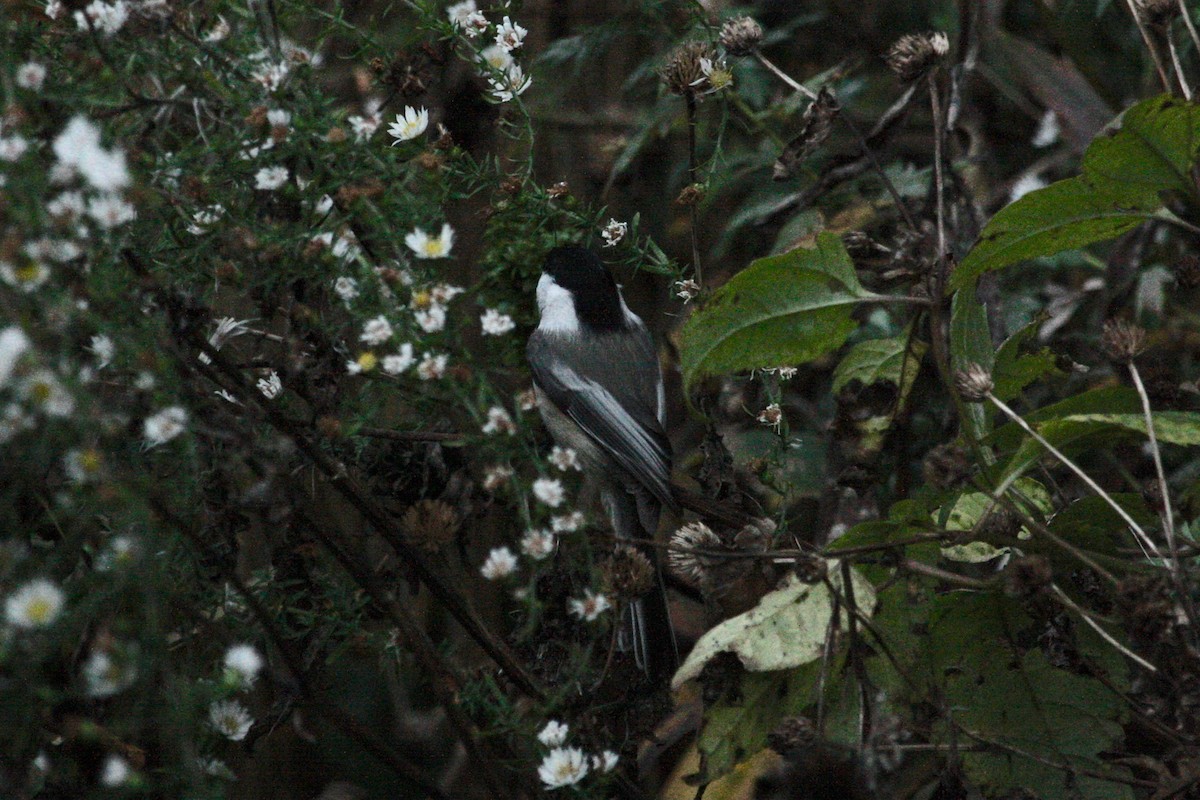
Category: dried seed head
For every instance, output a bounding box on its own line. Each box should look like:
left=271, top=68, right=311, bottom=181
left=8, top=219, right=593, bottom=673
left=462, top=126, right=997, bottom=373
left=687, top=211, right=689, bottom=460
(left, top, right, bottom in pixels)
left=1175, top=255, right=1200, bottom=290
left=603, top=545, right=655, bottom=600
left=1116, top=574, right=1177, bottom=644
left=922, top=441, right=971, bottom=490
left=1101, top=319, right=1146, bottom=362
left=719, top=16, right=763, bottom=57
left=401, top=499, right=459, bottom=552
left=661, top=41, right=713, bottom=95
left=885, top=31, right=949, bottom=83
left=767, top=716, right=818, bottom=754
left=954, top=363, right=994, bottom=402
left=546, top=181, right=570, bottom=199
left=1004, top=555, right=1053, bottom=599
left=977, top=505, right=1020, bottom=539
left=669, top=521, right=721, bottom=583
left=1135, top=0, right=1181, bottom=25
left=675, top=183, right=706, bottom=206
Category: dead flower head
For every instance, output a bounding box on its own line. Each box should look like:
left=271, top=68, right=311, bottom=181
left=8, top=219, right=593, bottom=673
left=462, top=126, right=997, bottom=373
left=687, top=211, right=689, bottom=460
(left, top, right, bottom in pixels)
left=885, top=31, right=949, bottom=83
left=954, top=363, right=994, bottom=402
left=1101, top=319, right=1146, bottom=363
left=719, top=16, right=763, bottom=57
left=662, top=41, right=713, bottom=96
left=401, top=499, right=459, bottom=552
left=602, top=545, right=655, bottom=600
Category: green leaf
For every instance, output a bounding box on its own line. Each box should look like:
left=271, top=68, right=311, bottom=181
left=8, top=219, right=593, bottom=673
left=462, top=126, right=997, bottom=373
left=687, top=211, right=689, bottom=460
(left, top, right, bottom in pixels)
left=831, top=330, right=927, bottom=395
left=951, top=95, right=1200, bottom=291
left=991, top=317, right=1064, bottom=401
left=1062, top=411, right=1200, bottom=445
left=1046, top=494, right=1156, bottom=562
left=937, top=478, right=1052, bottom=563
left=986, top=386, right=1139, bottom=451
left=679, top=233, right=879, bottom=388
left=950, top=281, right=995, bottom=438
left=671, top=566, right=875, bottom=688
left=928, top=593, right=1133, bottom=800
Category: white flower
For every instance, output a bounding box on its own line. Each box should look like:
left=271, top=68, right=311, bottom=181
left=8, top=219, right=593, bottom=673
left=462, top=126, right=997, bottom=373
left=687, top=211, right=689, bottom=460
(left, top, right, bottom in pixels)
left=224, top=644, right=265, bottom=687
left=416, top=353, right=448, bottom=380
left=551, top=511, right=585, bottom=533
left=388, top=106, right=429, bottom=143
left=214, top=389, right=240, bottom=405
left=86, top=194, right=137, bottom=228
left=83, top=650, right=136, bottom=697
left=479, top=44, right=514, bottom=73
left=548, top=446, right=580, bottom=472
left=255, top=165, right=289, bottom=190
left=0, top=260, right=50, bottom=292
left=63, top=448, right=103, bottom=482
left=348, top=110, right=382, bottom=142
left=267, top=108, right=291, bottom=128
left=482, top=405, right=516, bottom=435
left=79, top=149, right=130, bottom=192
left=695, top=57, right=734, bottom=92
left=405, top=223, right=455, bottom=259
left=480, top=309, right=516, bottom=336
left=446, top=0, right=477, bottom=26
left=495, top=16, right=528, bottom=51
left=188, top=204, right=225, bottom=235
left=143, top=406, right=188, bottom=447
left=777, top=366, right=798, bottom=380
left=480, top=546, right=518, bottom=580
left=203, top=14, right=230, bottom=42
left=250, top=60, right=290, bottom=92
left=382, top=344, right=416, bottom=375
left=346, top=352, right=378, bottom=375
left=53, top=116, right=101, bottom=163
left=20, top=370, right=74, bottom=417
left=537, top=720, right=569, bottom=746
left=1032, top=110, right=1060, bottom=148
left=87, top=334, right=115, bottom=369
left=567, top=589, right=610, bottom=621
left=462, top=11, right=489, bottom=36
left=0, top=326, right=31, bottom=387
left=359, top=316, right=394, bottom=346
left=198, top=757, right=235, bottom=779
left=601, top=219, right=627, bottom=247
left=16, top=63, right=47, bottom=92
left=99, top=755, right=130, bottom=787
left=482, top=464, right=513, bottom=492
left=95, top=535, right=136, bottom=571
left=0, top=135, right=29, bottom=162
left=675, top=279, right=700, bottom=303
left=538, top=747, right=589, bottom=789
left=757, top=402, right=783, bottom=431
left=516, top=388, right=538, bottom=411
left=521, top=529, right=556, bottom=560
left=592, top=750, right=619, bottom=773
left=532, top=477, right=565, bottom=507
left=208, top=699, right=254, bottom=741
left=333, top=276, right=359, bottom=302
left=414, top=305, right=447, bottom=333
left=47, top=191, right=86, bottom=219
left=45, top=0, right=65, bottom=19
left=74, top=0, right=129, bottom=36
left=5, top=579, right=65, bottom=629
left=256, top=371, right=282, bottom=399
left=489, top=64, right=532, bottom=102
left=430, top=283, right=464, bottom=304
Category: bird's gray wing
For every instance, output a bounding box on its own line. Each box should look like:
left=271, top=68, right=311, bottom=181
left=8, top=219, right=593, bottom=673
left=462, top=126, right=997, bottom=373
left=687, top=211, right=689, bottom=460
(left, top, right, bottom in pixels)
left=527, top=329, right=674, bottom=509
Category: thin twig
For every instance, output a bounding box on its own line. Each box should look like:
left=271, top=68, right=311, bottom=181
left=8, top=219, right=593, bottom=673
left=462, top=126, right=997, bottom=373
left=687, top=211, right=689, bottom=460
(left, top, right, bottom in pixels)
left=1167, top=35, right=1195, bottom=100
left=1049, top=584, right=1158, bottom=673
left=1128, top=362, right=1178, bottom=564
left=986, top=392, right=1164, bottom=561
left=752, top=50, right=818, bottom=99
left=958, top=726, right=1158, bottom=789
left=1179, top=0, right=1200, bottom=57
left=1122, top=0, right=1177, bottom=93
left=358, top=427, right=466, bottom=443
left=901, top=559, right=994, bottom=590
left=685, top=92, right=703, bottom=286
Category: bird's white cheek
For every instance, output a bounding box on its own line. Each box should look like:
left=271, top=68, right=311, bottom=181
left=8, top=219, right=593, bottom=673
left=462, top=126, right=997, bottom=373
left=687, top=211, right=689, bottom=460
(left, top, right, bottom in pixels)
left=536, top=275, right=580, bottom=334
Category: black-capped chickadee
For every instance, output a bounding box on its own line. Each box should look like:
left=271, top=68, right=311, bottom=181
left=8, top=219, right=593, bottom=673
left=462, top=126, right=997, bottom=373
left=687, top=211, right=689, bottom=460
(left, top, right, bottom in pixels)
left=526, top=246, right=678, bottom=680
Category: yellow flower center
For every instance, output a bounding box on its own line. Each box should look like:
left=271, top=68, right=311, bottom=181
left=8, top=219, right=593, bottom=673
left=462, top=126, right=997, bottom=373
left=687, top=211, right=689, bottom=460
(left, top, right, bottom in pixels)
left=356, top=352, right=378, bottom=372
left=708, top=68, right=734, bottom=90
left=422, top=240, right=444, bottom=257
left=30, top=382, right=52, bottom=404
left=80, top=449, right=102, bottom=473
left=26, top=598, right=54, bottom=625
left=16, top=264, right=40, bottom=283
left=410, top=290, right=432, bottom=309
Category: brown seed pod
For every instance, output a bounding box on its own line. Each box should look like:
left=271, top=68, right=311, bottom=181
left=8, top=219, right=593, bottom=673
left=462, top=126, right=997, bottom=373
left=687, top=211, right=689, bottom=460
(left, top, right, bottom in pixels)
left=661, top=41, right=713, bottom=95
left=954, top=363, right=994, bottom=402
left=603, top=545, right=655, bottom=600
left=719, top=16, right=763, bottom=57
left=885, top=31, right=949, bottom=83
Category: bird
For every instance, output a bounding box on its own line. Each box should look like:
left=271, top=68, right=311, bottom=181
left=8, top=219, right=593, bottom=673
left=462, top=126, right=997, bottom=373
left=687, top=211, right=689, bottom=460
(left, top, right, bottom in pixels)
left=526, top=245, right=679, bottom=680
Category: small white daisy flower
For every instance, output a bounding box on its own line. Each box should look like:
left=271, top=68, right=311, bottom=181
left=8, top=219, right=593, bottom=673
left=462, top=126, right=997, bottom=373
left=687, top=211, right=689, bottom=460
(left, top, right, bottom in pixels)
left=405, top=223, right=455, bottom=259
left=601, top=218, right=627, bottom=247
left=446, top=0, right=477, bottom=26
left=254, top=165, right=289, bottom=190
left=83, top=649, right=136, bottom=697
left=592, top=750, right=619, bottom=773
left=16, top=63, right=47, bottom=92
left=0, top=135, right=29, bottom=162
left=494, top=16, right=528, bottom=51
left=481, top=405, right=516, bottom=435
left=548, top=446, right=580, bottom=472
left=86, top=194, right=137, bottom=228
left=675, top=279, right=700, bottom=303
left=224, top=643, right=265, bottom=687
left=532, top=477, right=565, bottom=507
left=488, top=64, right=532, bottom=102
left=414, top=305, right=447, bottom=333
left=478, top=44, right=514, bottom=73
left=757, top=402, right=783, bottom=431
left=482, top=464, right=514, bottom=492
left=95, top=535, right=136, bottom=571
left=388, top=106, right=429, bottom=143
left=256, top=371, right=282, bottom=399
left=416, top=352, right=448, bottom=380
left=382, top=344, right=416, bottom=375
left=480, top=308, right=516, bottom=336
left=567, top=589, right=610, bottom=621
left=5, top=578, right=65, bottom=629
left=551, top=511, right=585, bottom=533
left=538, top=747, right=589, bottom=789
left=1, top=260, right=51, bottom=292
left=208, top=699, right=254, bottom=741
left=359, top=316, right=394, bottom=346
left=333, top=276, right=359, bottom=302
left=537, top=720, right=569, bottom=746
left=20, top=370, right=74, bottom=417
left=143, top=406, right=188, bottom=447
left=99, top=755, right=130, bottom=787
left=480, top=546, right=518, bottom=580
left=0, top=326, right=29, bottom=388
left=63, top=448, right=104, bottom=482
left=520, top=529, right=556, bottom=561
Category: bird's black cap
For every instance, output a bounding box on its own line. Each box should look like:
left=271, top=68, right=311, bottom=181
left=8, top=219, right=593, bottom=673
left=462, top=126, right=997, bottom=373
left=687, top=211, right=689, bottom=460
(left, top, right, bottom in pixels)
left=542, top=246, right=627, bottom=332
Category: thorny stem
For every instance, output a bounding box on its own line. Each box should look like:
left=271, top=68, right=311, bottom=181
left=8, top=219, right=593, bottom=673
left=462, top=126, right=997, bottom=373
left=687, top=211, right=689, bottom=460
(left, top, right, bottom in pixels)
left=986, top=392, right=1164, bottom=561
left=1049, top=584, right=1159, bottom=674
left=685, top=92, right=703, bottom=286
left=1167, top=35, right=1195, bottom=100
left=1122, top=0, right=1177, bottom=94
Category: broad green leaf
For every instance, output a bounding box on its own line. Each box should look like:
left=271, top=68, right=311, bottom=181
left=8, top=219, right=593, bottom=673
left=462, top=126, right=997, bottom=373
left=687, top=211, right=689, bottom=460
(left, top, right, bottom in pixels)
left=671, top=566, right=875, bottom=689
left=951, top=95, right=1200, bottom=291
left=950, top=281, right=995, bottom=439
left=1046, top=494, right=1156, bottom=563
left=831, top=330, right=927, bottom=395
left=1063, top=411, right=1200, bottom=445
left=986, top=386, right=1139, bottom=451
left=928, top=593, right=1132, bottom=800
left=679, top=233, right=879, bottom=388
left=938, top=478, right=1051, bottom=563
left=991, top=317, right=1064, bottom=401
